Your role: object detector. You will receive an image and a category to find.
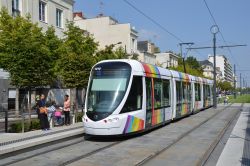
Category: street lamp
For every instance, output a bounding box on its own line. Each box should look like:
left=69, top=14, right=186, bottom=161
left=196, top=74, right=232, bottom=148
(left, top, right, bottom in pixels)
left=210, top=25, right=219, bottom=108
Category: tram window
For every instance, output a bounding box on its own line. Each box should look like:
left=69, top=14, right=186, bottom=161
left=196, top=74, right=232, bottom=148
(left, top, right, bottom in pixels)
left=176, top=81, right=182, bottom=104
left=154, top=79, right=163, bottom=109
left=146, top=78, right=152, bottom=110
left=162, top=79, right=170, bottom=107
left=121, top=76, right=143, bottom=113
left=195, top=83, right=201, bottom=101
left=187, top=82, right=191, bottom=102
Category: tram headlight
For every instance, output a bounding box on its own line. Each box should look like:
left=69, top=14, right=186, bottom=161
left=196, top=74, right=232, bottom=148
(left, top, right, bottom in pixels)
left=104, top=117, right=119, bottom=123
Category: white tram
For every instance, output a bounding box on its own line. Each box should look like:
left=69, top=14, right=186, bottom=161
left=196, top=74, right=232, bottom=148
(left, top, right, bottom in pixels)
left=83, top=60, right=213, bottom=135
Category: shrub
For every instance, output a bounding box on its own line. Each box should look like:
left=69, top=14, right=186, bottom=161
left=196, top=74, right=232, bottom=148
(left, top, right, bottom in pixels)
left=76, top=112, right=84, bottom=122
left=9, top=119, right=41, bottom=133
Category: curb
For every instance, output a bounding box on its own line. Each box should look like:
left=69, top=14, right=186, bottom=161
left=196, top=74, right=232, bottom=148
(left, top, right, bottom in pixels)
left=0, top=127, right=84, bottom=155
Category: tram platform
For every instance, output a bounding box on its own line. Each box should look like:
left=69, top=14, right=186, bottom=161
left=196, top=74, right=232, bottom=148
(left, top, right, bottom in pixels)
left=216, top=103, right=250, bottom=166
left=0, top=122, right=84, bottom=155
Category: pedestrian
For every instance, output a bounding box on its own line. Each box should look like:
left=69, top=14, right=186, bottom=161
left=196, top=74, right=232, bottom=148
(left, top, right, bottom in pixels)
left=47, top=101, right=56, bottom=124
left=224, top=95, right=229, bottom=105
left=34, top=95, right=40, bottom=119
left=38, top=94, right=50, bottom=130
left=54, top=106, right=63, bottom=126
left=63, top=95, right=71, bottom=125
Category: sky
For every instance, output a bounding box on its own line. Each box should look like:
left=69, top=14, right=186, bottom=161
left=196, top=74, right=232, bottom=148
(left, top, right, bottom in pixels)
left=74, top=0, right=250, bottom=86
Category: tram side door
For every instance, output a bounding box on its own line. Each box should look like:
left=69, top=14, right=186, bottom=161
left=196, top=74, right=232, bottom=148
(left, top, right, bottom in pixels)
left=145, top=77, right=153, bottom=128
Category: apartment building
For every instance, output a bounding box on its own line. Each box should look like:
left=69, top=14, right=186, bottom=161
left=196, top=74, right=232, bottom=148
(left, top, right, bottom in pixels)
left=74, top=13, right=138, bottom=54
left=208, top=55, right=233, bottom=83
left=0, top=0, right=74, bottom=37
left=155, top=52, right=179, bottom=68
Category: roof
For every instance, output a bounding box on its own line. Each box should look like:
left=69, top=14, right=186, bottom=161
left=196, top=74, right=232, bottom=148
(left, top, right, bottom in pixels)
left=199, top=60, right=213, bottom=66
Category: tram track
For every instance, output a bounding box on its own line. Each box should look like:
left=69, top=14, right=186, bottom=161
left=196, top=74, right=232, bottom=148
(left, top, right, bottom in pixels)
left=0, top=134, right=126, bottom=166
left=59, top=141, right=122, bottom=166
left=0, top=105, right=240, bottom=166
left=0, top=134, right=85, bottom=166
left=134, top=103, right=241, bottom=166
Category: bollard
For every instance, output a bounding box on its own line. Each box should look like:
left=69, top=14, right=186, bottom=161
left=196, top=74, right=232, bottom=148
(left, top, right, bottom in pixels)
left=22, top=113, right=25, bottom=133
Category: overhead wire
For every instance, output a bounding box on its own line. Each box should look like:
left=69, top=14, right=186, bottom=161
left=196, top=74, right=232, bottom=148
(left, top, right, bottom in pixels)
left=203, top=0, right=240, bottom=67
left=123, top=0, right=183, bottom=43
left=123, top=0, right=203, bottom=57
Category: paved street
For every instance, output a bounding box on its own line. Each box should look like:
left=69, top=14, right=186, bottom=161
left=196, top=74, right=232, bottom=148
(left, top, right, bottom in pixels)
left=1, top=104, right=249, bottom=166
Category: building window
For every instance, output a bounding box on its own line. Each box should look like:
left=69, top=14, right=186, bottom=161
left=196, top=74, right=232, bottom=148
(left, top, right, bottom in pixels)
left=12, top=0, right=21, bottom=17
left=39, top=1, right=47, bottom=22
left=56, top=9, right=63, bottom=28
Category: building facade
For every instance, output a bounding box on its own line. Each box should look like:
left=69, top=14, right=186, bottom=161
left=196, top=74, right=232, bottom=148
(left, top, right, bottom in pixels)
left=74, top=13, right=138, bottom=54
left=155, top=52, right=179, bottom=68
left=208, top=55, right=233, bottom=83
left=199, top=60, right=222, bottom=80
left=137, top=41, right=157, bottom=54
left=0, top=0, right=74, bottom=37
left=137, top=52, right=156, bottom=65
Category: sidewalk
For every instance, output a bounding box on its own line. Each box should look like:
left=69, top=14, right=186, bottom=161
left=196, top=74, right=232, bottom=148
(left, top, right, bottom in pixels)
left=216, top=103, right=250, bottom=166
left=0, top=122, right=84, bottom=155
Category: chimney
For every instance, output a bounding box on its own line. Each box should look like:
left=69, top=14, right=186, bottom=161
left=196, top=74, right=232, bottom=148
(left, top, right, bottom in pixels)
left=73, top=12, right=85, bottom=19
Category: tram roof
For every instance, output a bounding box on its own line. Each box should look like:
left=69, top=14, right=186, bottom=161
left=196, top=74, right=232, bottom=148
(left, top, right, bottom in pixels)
left=95, top=60, right=213, bottom=84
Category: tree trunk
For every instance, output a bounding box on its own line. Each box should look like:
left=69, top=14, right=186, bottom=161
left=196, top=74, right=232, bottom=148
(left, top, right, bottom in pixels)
left=28, top=88, right=31, bottom=128
left=70, top=88, right=77, bottom=124
left=15, top=88, right=19, bottom=117
left=75, top=88, right=78, bottom=122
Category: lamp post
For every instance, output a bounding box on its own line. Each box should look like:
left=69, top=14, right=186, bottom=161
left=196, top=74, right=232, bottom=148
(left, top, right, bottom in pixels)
left=210, top=25, right=219, bottom=108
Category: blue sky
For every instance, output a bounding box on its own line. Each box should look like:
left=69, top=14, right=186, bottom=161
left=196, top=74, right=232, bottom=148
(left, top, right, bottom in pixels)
left=74, top=0, right=250, bottom=86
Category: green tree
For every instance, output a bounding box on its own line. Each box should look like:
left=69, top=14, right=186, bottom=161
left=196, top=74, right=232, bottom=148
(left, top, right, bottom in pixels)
left=186, top=56, right=202, bottom=70
left=44, top=26, right=62, bottom=77
left=0, top=8, right=56, bottom=124
left=217, top=81, right=233, bottom=91
left=57, top=22, right=98, bottom=88
left=169, top=57, right=204, bottom=77
left=95, top=45, right=130, bottom=62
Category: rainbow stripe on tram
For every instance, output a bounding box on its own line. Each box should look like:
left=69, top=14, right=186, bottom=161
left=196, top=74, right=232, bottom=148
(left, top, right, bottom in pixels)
left=123, top=115, right=144, bottom=134
left=142, top=63, right=160, bottom=78
left=178, top=72, right=190, bottom=82
left=152, top=109, right=164, bottom=125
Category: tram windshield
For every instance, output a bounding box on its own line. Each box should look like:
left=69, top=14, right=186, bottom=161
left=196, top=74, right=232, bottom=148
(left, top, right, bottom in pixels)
left=86, top=62, right=131, bottom=121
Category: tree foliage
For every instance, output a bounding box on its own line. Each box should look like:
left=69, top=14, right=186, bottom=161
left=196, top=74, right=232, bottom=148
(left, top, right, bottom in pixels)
left=169, top=56, right=204, bottom=77
left=56, top=22, right=98, bottom=88
left=0, top=8, right=55, bottom=88
left=95, top=45, right=129, bottom=62
left=217, top=81, right=233, bottom=91
left=0, top=8, right=143, bottom=90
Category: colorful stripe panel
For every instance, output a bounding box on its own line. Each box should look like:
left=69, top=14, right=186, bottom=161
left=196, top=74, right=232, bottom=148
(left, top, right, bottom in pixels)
left=181, top=103, right=188, bottom=115
left=195, top=101, right=199, bottom=110
left=142, top=63, right=160, bottom=78
left=123, top=115, right=144, bottom=134
left=178, top=72, right=190, bottom=82
left=152, top=109, right=164, bottom=125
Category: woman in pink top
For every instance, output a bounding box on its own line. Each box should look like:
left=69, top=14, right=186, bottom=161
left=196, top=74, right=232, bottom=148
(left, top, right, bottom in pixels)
left=64, top=95, right=70, bottom=125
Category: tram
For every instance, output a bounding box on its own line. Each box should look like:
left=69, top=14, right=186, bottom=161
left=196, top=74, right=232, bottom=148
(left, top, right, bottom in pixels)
left=83, top=59, right=213, bottom=135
